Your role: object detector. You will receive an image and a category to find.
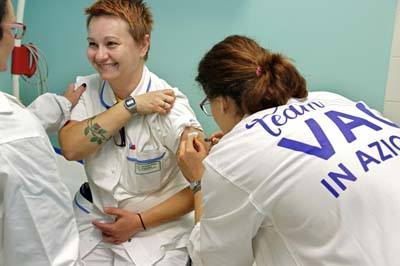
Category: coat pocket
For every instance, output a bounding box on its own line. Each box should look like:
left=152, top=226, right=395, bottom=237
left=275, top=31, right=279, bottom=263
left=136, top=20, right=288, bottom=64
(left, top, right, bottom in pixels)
left=125, top=147, right=167, bottom=193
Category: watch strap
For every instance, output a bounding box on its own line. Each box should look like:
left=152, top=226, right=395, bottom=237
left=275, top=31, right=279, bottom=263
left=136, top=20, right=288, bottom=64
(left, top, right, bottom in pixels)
left=190, top=180, right=201, bottom=194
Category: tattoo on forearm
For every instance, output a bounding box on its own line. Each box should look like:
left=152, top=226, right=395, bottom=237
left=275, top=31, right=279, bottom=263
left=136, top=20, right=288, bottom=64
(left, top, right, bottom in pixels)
left=84, top=116, right=110, bottom=145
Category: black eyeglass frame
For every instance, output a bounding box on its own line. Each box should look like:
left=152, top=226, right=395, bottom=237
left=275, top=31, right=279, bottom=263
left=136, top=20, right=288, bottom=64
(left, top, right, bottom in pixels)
left=199, top=97, right=213, bottom=117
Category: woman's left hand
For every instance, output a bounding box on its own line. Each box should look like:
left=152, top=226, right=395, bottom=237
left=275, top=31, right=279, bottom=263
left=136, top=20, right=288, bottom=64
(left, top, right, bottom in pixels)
left=92, top=207, right=144, bottom=245
left=63, top=83, right=86, bottom=109
left=177, top=134, right=208, bottom=182
left=135, top=89, right=176, bottom=115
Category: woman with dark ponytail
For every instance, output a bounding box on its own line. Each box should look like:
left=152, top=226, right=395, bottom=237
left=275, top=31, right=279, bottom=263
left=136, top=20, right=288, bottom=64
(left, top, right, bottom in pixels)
left=178, top=35, right=400, bottom=265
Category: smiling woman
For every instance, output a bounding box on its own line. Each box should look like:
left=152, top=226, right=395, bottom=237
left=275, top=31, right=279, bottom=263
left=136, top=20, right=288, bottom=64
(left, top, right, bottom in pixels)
left=58, top=0, right=203, bottom=265
left=86, top=15, right=148, bottom=97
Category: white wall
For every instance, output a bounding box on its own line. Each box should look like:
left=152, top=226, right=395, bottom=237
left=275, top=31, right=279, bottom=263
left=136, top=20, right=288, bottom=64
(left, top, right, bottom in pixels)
left=384, top=1, right=400, bottom=125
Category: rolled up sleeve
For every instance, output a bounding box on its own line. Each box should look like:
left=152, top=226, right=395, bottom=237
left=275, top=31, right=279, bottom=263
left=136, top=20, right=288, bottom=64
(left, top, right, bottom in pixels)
left=156, top=89, right=202, bottom=152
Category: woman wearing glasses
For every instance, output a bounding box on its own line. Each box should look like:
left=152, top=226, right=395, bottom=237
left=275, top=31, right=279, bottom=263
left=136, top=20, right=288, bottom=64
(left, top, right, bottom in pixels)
left=59, top=0, right=202, bottom=265
left=178, top=35, right=400, bottom=265
left=0, top=0, right=85, bottom=265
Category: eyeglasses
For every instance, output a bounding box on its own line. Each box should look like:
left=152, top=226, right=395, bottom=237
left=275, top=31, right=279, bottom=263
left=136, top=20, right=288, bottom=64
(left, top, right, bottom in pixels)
left=4, top=22, right=26, bottom=40
left=113, top=127, right=126, bottom=147
left=199, top=97, right=212, bottom=116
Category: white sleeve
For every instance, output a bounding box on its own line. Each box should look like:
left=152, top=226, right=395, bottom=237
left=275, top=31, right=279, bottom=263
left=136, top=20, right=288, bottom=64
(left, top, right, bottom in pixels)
left=156, top=89, right=202, bottom=152
left=27, top=93, right=72, bottom=133
left=0, top=138, right=82, bottom=266
left=188, top=164, right=263, bottom=266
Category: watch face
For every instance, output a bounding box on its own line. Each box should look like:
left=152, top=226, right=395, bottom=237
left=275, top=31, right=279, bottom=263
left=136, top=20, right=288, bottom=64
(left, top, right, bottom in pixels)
left=124, top=96, right=137, bottom=113
left=126, top=98, right=135, bottom=107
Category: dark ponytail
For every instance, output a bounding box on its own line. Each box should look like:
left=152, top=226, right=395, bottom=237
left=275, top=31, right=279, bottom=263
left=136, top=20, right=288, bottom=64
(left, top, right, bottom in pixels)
left=196, top=35, right=307, bottom=115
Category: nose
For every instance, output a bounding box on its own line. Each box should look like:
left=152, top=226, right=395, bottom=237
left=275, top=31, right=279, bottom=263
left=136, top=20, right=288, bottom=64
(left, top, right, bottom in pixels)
left=95, top=46, right=109, bottom=62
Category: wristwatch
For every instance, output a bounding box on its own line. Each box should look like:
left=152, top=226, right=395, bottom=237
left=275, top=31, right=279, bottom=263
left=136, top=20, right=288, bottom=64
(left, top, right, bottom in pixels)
left=124, top=96, right=137, bottom=113
left=189, top=180, right=201, bottom=194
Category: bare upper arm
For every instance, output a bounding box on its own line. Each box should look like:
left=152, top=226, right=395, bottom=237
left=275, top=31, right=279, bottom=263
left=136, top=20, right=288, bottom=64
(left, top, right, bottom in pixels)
left=59, top=120, right=81, bottom=138
left=179, top=127, right=205, bottom=143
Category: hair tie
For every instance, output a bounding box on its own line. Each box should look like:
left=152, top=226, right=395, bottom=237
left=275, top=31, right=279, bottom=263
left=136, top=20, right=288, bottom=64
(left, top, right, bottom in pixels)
left=256, top=66, right=263, bottom=77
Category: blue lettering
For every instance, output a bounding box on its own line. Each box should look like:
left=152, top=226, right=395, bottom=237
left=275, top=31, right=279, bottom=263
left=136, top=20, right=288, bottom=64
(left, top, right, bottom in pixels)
left=390, top=136, right=400, bottom=150
left=321, top=179, right=340, bottom=198
left=356, top=102, right=399, bottom=128
left=283, top=104, right=308, bottom=119
left=368, top=141, right=393, bottom=161
left=325, top=110, right=382, bottom=143
left=356, top=150, right=380, bottom=172
left=308, top=101, right=325, bottom=110
left=281, top=110, right=296, bottom=120
left=271, top=114, right=287, bottom=126
left=292, top=104, right=310, bottom=115
left=246, top=102, right=325, bottom=137
left=381, top=139, right=398, bottom=156
left=328, top=163, right=357, bottom=191
left=278, top=118, right=335, bottom=160
left=246, top=116, right=282, bottom=136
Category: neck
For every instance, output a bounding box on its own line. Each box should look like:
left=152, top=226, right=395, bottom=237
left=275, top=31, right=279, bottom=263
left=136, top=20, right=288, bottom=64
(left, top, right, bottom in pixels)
left=227, top=114, right=244, bottom=133
left=109, top=64, right=144, bottom=99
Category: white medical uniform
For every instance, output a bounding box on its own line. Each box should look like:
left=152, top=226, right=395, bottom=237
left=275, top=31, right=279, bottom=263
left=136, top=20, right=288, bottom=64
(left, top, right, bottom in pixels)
left=71, top=66, right=201, bottom=266
left=28, top=92, right=73, bottom=132
left=188, top=91, right=400, bottom=266
left=0, top=92, right=82, bottom=266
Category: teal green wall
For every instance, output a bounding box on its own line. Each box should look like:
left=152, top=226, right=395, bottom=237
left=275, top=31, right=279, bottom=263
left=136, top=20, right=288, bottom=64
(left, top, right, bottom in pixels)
left=1, top=0, right=398, bottom=136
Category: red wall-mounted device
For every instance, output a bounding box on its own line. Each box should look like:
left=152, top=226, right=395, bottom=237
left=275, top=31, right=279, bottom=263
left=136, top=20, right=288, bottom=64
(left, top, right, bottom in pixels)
left=11, top=45, right=37, bottom=77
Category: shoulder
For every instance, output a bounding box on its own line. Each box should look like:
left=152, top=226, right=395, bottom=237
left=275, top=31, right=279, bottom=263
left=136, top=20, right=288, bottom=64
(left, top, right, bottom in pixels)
left=76, top=73, right=102, bottom=98
left=148, top=71, right=196, bottom=117
left=0, top=91, right=24, bottom=111
left=0, top=93, right=44, bottom=144
left=148, top=71, right=174, bottom=92
left=148, top=71, right=183, bottom=95
left=76, top=73, right=101, bottom=88
left=307, top=91, right=353, bottom=103
left=74, top=73, right=102, bottom=108
left=204, top=121, right=256, bottom=183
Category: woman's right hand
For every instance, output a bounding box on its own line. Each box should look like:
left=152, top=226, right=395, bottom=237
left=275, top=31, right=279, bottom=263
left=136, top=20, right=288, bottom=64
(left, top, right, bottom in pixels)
left=177, top=134, right=208, bottom=183
left=135, top=89, right=176, bottom=115
left=207, top=131, right=224, bottom=146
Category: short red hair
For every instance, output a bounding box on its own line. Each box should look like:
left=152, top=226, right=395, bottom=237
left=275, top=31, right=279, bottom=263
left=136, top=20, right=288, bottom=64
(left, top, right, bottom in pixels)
left=85, top=0, right=153, bottom=59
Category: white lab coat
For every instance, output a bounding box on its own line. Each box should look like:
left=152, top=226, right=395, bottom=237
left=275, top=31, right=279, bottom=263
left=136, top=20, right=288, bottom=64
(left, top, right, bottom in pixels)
left=0, top=92, right=82, bottom=266
left=188, top=91, right=400, bottom=266
left=71, top=66, right=202, bottom=265
left=28, top=92, right=72, bottom=132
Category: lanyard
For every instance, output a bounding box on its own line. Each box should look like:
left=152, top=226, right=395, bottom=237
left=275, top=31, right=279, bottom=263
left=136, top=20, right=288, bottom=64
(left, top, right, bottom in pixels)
left=99, top=77, right=152, bottom=109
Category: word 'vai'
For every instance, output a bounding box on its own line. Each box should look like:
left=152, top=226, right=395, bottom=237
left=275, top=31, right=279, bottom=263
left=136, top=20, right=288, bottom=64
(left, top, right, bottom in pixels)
left=281, top=102, right=399, bottom=198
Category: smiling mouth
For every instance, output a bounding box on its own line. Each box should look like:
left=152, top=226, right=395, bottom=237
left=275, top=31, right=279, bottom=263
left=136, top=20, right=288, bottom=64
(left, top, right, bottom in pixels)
left=98, top=63, right=118, bottom=71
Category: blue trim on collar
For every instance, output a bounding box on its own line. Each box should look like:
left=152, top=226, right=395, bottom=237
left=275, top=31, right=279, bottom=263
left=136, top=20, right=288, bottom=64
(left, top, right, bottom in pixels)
left=100, top=78, right=152, bottom=109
